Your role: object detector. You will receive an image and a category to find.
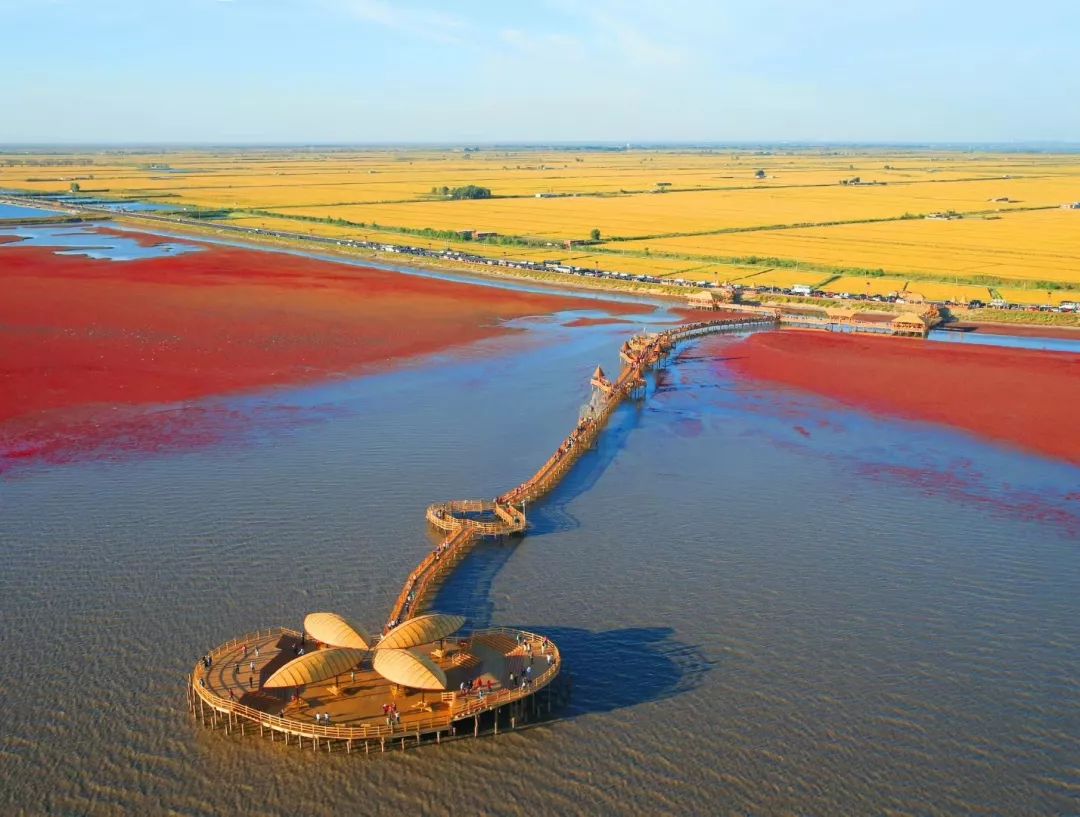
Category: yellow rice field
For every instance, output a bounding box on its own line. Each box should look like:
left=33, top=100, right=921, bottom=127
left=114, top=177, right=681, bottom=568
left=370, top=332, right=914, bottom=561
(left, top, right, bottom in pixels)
left=4, top=148, right=1080, bottom=297
left=821, top=276, right=911, bottom=296
left=620, top=208, right=1080, bottom=284
left=276, top=177, right=1079, bottom=242
left=559, top=254, right=703, bottom=276
left=654, top=264, right=761, bottom=283
left=995, top=288, right=1080, bottom=306
left=904, top=282, right=995, bottom=303
left=732, top=269, right=835, bottom=289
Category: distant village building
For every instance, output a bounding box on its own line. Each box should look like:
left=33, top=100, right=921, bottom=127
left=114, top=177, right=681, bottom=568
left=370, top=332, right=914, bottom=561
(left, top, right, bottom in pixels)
left=825, top=306, right=861, bottom=324
left=685, top=287, right=738, bottom=310
left=891, top=313, right=931, bottom=337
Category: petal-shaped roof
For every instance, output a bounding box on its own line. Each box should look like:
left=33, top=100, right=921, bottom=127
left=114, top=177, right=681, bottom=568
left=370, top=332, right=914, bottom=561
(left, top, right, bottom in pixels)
left=263, top=647, right=366, bottom=688
left=373, top=648, right=448, bottom=690
left=304, top=612, right=371, bottom=650
left=377, top=613, right=465, bottom=650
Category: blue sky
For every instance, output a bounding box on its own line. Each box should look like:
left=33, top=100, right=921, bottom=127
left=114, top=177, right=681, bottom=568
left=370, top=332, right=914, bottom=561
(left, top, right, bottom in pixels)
left=3, top=0, right=1079, bottom=143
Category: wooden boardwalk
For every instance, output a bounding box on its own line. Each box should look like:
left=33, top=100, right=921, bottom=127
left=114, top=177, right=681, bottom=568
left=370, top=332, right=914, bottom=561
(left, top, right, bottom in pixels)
left=388, top=314, right=776, bottom=625
left=188, top=313, right=773, bottom=753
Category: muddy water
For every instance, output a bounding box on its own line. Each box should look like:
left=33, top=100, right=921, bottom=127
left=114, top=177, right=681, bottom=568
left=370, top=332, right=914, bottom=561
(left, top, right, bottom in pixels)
left=2, top=305, right=1078, bottom=815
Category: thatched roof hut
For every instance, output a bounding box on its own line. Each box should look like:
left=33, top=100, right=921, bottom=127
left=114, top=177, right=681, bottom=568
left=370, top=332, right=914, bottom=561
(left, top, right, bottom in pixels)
left=891, top=312, right=930, bottom=336
left=825, top=306, right=860, bottom=322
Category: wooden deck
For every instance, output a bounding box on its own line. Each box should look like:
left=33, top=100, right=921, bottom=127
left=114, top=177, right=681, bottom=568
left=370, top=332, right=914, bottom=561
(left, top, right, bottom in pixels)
left=190, top=626, right=562, bottom=751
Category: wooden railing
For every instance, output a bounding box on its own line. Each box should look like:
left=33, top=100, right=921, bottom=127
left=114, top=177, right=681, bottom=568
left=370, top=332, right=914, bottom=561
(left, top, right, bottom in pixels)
left=191, top=627, right=561, bottom=742
left=497, top=316, right=773, bottom=507
left=369, top=317, right=773, bottom=629
left=189, top=313, right=768, bottom=749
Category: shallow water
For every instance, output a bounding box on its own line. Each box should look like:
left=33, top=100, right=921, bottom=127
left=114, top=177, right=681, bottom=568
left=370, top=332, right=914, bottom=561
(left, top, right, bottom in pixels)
left=1, top=266, right=1078, bottom=816
left=928, top=327, right=1080, bottom=353
left=0, top=223, right=202, bottom=261
left=0, top=202, right=55, bottom=220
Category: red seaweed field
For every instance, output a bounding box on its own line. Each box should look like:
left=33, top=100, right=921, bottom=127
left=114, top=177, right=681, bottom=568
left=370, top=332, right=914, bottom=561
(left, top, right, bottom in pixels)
left=723, top=330, right=1080, bottom=465
left=0, top=233, right=649, bottom=470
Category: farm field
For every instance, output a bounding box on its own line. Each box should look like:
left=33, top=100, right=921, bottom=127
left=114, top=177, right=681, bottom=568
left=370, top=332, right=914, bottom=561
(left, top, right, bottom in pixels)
left=273, top=177, right=1079, bottom=242
left=995, top=287, right=1080, bottom=306
left=731, top=268, right=835, bottom=289
left=821, top=276, right=912, bottom=296
left=12, top=150, right=1080, bottom=202
left=904, top=281, right=995, bottom=303
left=4, top=147, right=1080, bottom=300
left=620, top=208, right=1080, bottom=285
left=555, top=253, right=704, bottom=276
left=654, top=263, right=758, bottom=283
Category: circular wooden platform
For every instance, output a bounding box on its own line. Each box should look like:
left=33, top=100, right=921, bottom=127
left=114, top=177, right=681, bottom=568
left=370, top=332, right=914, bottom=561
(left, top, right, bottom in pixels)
left=189, top=626, right=562, bottom=752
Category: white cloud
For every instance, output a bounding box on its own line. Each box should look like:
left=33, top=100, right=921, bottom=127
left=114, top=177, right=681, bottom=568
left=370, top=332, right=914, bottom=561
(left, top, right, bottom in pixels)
left=590, top=9, right=684, bottom=66
left=327, top=0, right=466, bottom=43
left=499, top=28, right=583, bottom=60
left=543, top=0, right=686, bottom=67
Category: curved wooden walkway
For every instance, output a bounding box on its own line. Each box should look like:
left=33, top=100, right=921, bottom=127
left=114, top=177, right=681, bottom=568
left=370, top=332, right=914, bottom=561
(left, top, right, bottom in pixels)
left=387, top=314, right=775, bottom=627
left=187, top=313, right=773, bottom=754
